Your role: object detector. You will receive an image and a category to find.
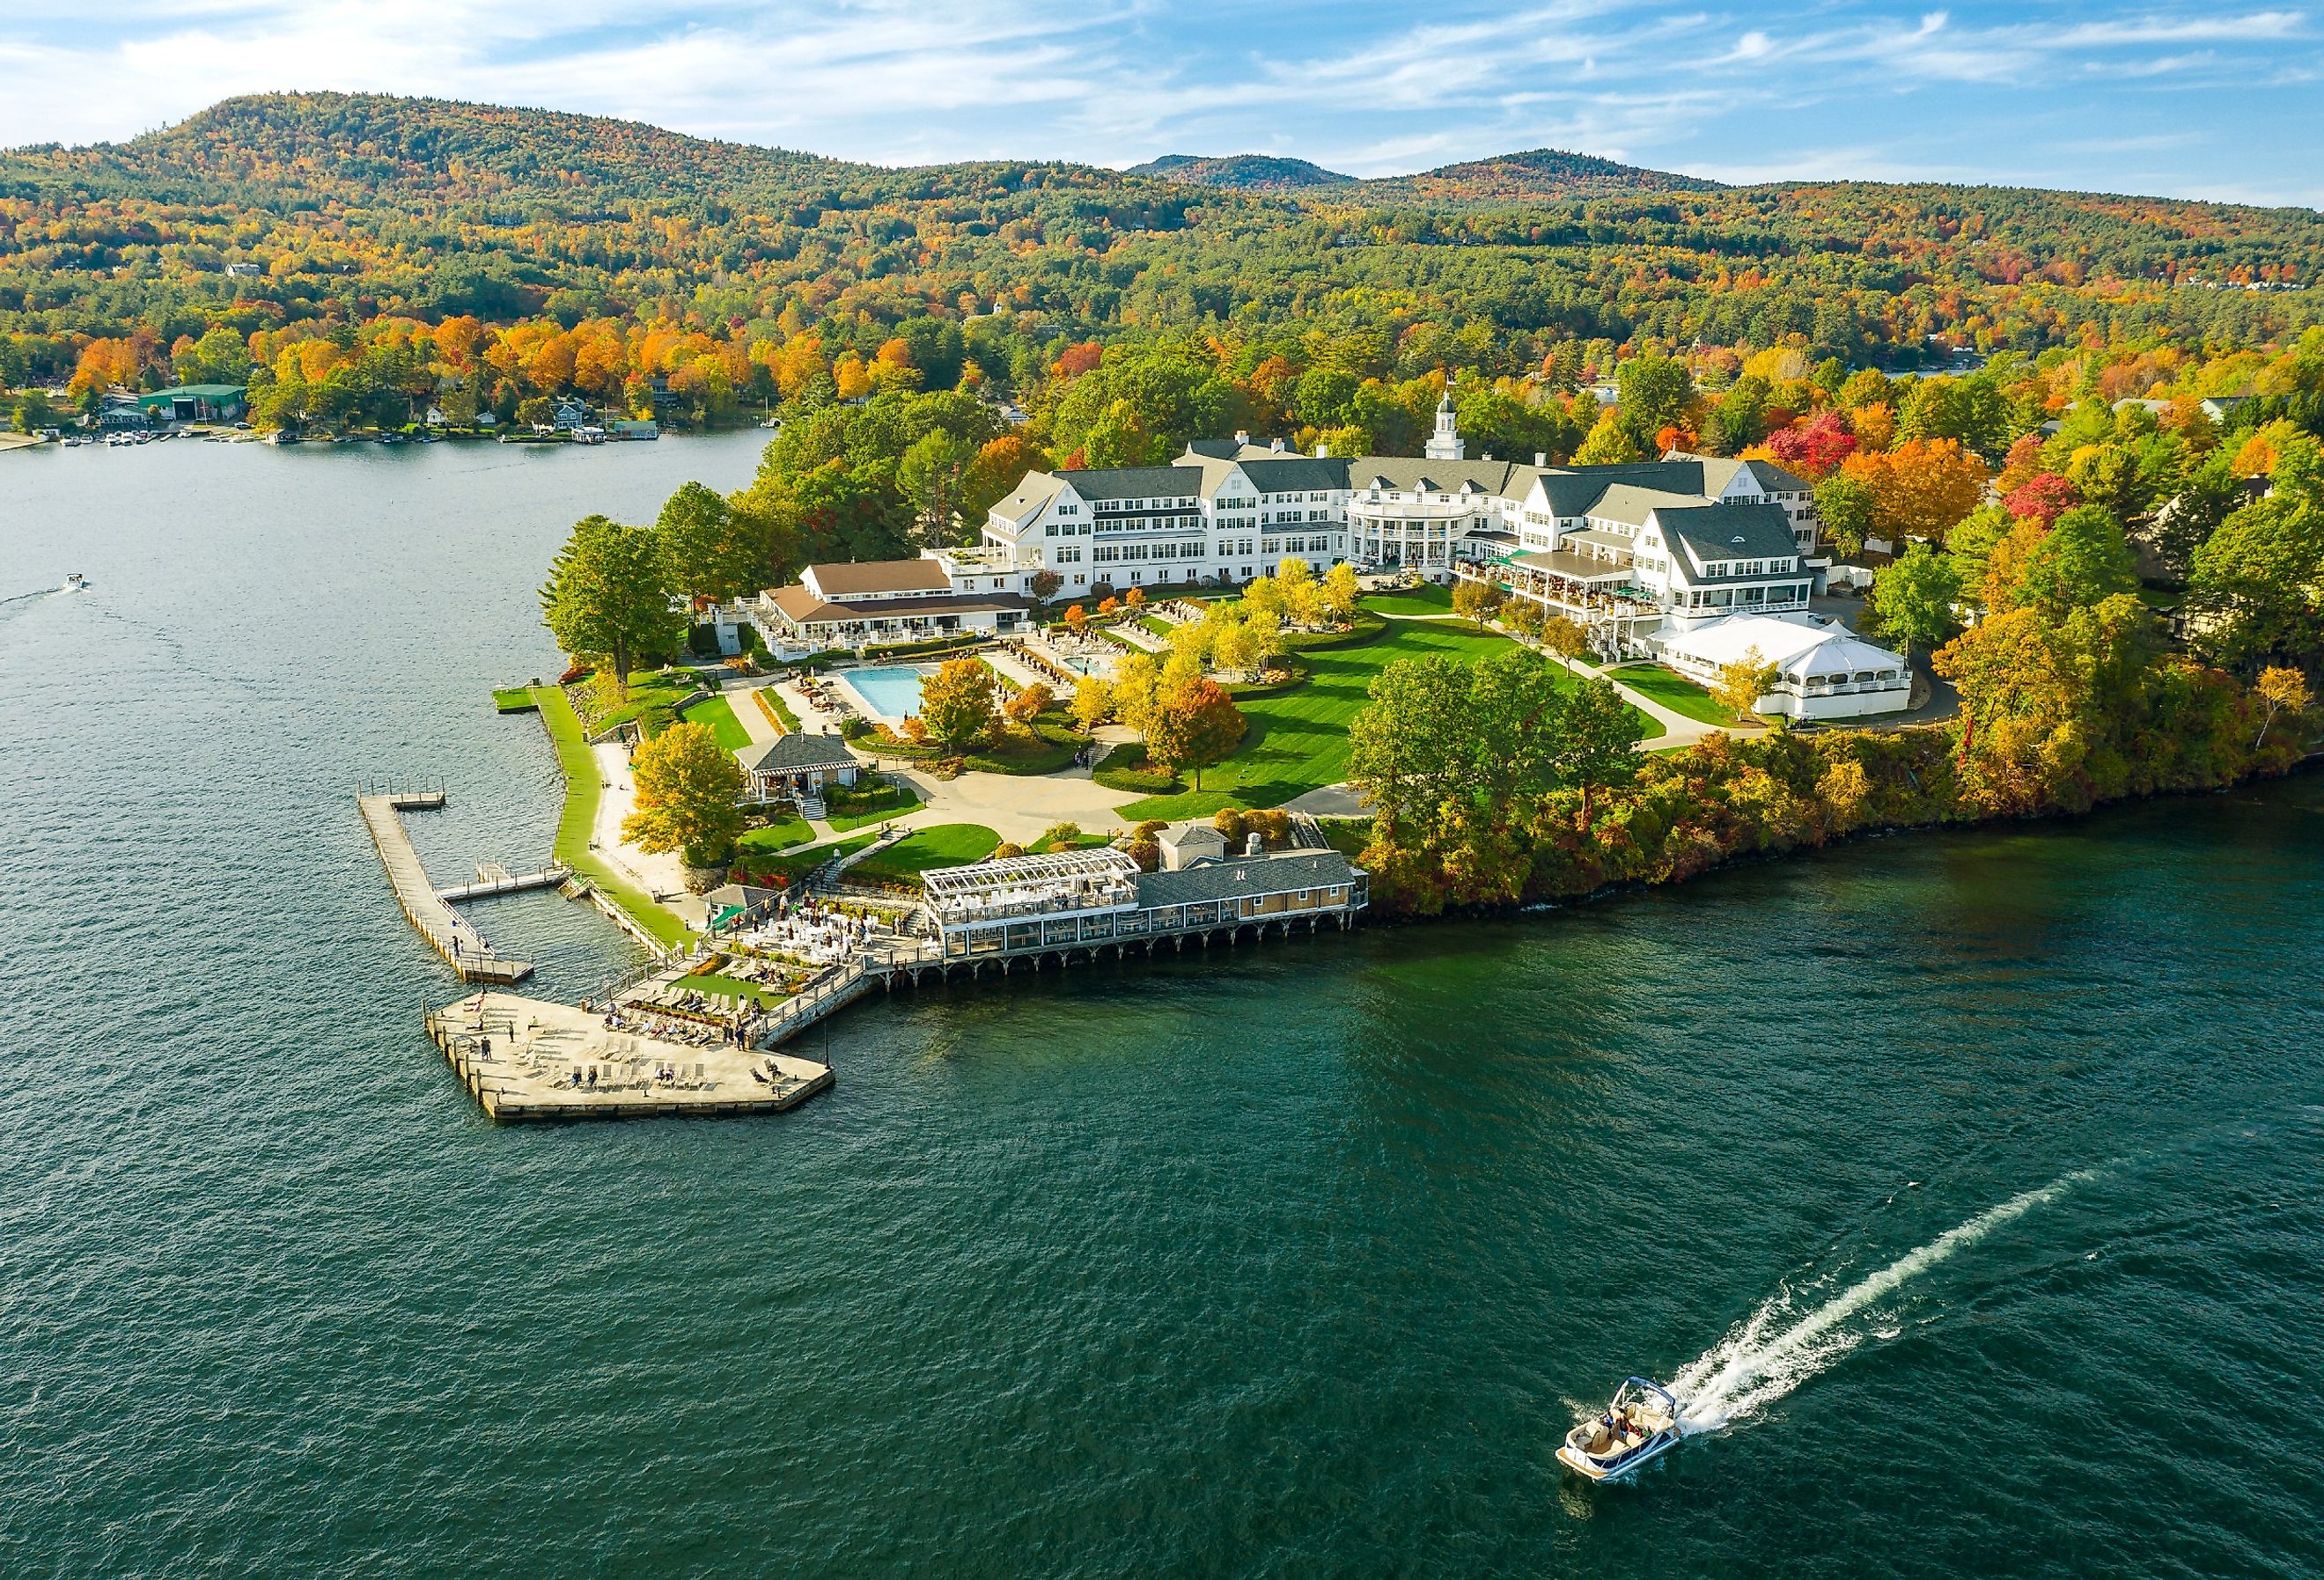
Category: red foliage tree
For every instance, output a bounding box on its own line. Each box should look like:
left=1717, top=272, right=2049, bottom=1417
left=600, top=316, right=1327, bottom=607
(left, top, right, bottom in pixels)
left=2003, top=473, right=2080, bottom=529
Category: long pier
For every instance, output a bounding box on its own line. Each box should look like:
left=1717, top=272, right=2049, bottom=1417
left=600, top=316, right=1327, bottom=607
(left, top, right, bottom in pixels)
left=357, top=789, right=534, bottom=982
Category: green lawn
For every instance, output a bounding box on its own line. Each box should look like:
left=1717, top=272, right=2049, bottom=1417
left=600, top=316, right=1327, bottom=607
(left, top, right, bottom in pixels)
left=1607, top=664, right=1742, bottom=726
left=1360, top=584, right=1454, bottom=616
left=530, top=687, right=694, bottom=948
left=576, top=668, right=702, bottom=737
left=824, top=779, right=922, bottom=832
left=738, top=818, right=814, bottom=854
left=491, top=687, right=538, bottom=713
left=1116, top=620, right=1662, bottom=819
left=679, top=693, right=754, bottom=750
left=745, top=831, right=879, bottom=886
left=1138, top=614, right=1175, bottom=638
left=847, top=823, right=1000, bottom=886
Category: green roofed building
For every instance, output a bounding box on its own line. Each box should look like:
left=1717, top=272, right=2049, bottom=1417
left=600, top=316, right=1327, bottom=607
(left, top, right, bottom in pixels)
left=137, top=385, right=246, bottom=423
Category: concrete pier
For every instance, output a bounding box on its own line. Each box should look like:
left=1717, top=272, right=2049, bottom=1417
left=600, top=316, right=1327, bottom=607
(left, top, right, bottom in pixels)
left=425, top=992, right=834, bottom=1121
left=358, top=790, right=534, bottom=982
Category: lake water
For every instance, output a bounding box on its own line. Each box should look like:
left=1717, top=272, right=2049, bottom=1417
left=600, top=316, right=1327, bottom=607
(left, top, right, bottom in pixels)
left=3, top=435, right=2321, bottom=1578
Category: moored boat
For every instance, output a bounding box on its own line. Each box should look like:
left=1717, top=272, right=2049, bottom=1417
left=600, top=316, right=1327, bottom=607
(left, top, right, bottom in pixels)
left=1556, top=1378, right=1684, bottom=1482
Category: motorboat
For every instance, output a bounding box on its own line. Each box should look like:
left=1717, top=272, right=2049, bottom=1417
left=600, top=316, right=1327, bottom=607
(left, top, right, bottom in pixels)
left=1556, top=1378, right=1684, bottom=1482
left=64, top=573, right=88, bottom=592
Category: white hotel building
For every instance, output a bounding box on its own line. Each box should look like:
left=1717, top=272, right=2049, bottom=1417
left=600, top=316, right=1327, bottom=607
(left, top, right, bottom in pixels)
left=752, top=395, right=1906, bottom=712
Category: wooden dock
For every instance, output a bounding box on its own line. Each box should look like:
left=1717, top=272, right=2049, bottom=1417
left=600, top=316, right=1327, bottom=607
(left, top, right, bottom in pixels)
left=357, top=790, right=534, bottom=982
left=434, top=862, right=572, bottom=902
left=424, top=992, right=834, bottom=1121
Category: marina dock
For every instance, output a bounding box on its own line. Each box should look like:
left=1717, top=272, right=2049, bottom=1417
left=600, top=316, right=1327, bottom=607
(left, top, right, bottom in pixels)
left=424, top=992, right=834, bottom=1121
left=357, top=788, right=536, bottom=982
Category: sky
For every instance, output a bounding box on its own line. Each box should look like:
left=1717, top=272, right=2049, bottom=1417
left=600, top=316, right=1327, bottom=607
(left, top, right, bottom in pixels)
left=5, top=1, right=2324, bottom=205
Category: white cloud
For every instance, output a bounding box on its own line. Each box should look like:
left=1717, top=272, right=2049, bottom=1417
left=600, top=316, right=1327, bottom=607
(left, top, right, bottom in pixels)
left=0, top=0, right=2316, bottom=202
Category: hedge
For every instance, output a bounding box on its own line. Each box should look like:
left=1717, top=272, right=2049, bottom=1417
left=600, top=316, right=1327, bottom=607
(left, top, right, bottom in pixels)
left=1092, top=743, right=1182, bottom=795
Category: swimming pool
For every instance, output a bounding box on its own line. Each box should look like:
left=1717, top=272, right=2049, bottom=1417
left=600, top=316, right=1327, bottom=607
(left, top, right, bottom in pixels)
left=841, top=665, right=937, bottom=722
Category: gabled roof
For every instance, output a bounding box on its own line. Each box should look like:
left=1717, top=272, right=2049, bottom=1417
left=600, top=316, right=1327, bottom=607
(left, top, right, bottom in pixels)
left=1350, top=458, right=1530, bottom=496
left=1233, top=455, right=1351, bottom=491
left=1651, top=502, right=1802, bottom=569
left=1060, top=465, right=1205, bottom=502
left=1526, top=459, right=1706, bottom=517
left=1585, top=483, right=1708, bottom=528
left=1158, top=824, right=1226, bottom=849
left=805, top=559, right=951, bottom=597
left=992, top=472, right=1068, bottom=518
left=737, top=733, right=859, bottom=773
left=1673, top=451, right=1811, bottom=497
left=1135, top=849, right=1359, bottom=907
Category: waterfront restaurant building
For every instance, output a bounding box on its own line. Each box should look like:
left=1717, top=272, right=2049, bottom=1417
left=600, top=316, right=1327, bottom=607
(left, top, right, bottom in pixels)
left=922, top=846, right=1367, bottom=963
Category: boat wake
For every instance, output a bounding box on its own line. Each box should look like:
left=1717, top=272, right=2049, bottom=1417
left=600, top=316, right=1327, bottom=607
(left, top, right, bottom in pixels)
left=1667, top=1169, right=2097, bottom=1435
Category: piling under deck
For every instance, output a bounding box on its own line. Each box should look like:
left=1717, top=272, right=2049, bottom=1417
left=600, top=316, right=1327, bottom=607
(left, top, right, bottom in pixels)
left=425, top=992, right=834, bottom=1121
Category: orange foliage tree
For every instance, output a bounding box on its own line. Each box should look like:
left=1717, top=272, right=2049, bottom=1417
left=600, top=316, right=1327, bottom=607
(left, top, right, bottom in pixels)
left=1842, top=437, right=1990, bottom=544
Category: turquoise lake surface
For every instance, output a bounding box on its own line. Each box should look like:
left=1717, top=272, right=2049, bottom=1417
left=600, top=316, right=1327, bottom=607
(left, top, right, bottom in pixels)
left=1, top=432, right=2320, bottom=1577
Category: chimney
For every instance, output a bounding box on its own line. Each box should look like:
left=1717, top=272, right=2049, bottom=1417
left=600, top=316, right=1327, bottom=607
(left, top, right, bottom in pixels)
left=1482, top=452, right=1493, bottom=461
left=1270, top=437, right=1285, bottom=452
left=1534, top=452, right=1548, bottom=467
left=1315, top=442, right=1330, bottom=457
left=1234, top=430, right=1251, bottom=445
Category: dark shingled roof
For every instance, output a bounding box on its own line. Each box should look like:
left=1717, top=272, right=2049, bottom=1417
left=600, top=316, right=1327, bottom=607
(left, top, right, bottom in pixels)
left=1651, top=502, right=1803, bottom=569
left=1350, top=459, right=1532, bottom=495
left=1061, top=465, right=1205, bottom=502
left=1135, top=849, right=1359, bottom=907
left=1233, top=455, right=1352, bottom=491
left=738, top=734, right=860, bottom=773
left=1526, top=459, right=1709, bottom=517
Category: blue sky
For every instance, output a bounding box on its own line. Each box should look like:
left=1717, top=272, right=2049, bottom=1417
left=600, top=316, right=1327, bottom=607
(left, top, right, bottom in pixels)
left=5, top=2, right=2323, bottom=205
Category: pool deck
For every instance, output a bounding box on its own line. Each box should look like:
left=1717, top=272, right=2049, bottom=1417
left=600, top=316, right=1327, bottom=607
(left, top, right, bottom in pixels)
left=828, top=664, right=931, bottom=727
left=424, top=992, right=834, bottom=1121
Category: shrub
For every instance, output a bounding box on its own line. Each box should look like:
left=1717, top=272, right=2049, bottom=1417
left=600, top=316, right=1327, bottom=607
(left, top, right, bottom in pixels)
left=1211, top=807, right=1247, bottom=846
left=1127, top=837, right=1160, bottom=872
left=1135, top=819, right=1169, bottom=840
left=1037, top=821, right=1084, bottom=850
left=1093, top=746, right=1180, bottom=794
left=993, top=841, right=1027, bottom=860
left=1251, top=808, right=1292, bottom=849
left=839, top=716, right=871, bottom=739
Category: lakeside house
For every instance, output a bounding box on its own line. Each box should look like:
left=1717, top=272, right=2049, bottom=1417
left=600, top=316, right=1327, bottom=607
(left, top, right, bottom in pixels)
left=1655, top=613, right=1911, bottom=720
left=137, top=384, right=247, bottom=423
left=735, top=732, right=861, bottom=804
left=755, top=556, right=1037, bottom=652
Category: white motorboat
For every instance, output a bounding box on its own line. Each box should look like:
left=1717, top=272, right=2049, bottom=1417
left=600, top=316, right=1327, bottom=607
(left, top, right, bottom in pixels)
left=64, top=573, right=89, bottom=592
left=1556, top=1378, right=1684, bottom=1482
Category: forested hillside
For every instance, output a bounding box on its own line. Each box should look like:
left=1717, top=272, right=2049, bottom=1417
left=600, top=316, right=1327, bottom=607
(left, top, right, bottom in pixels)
left=7, top=92, right=2324, bottom=393
left=1128, top=154, right=1354, bottom=189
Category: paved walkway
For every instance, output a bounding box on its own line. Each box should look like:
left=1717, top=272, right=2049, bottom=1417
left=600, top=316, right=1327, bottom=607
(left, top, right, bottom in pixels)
left=880, top=761, right=1144, bottom=843
left=728, top=680, right=783, bottom=746
left=592, top=741, right=709, bottom=926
